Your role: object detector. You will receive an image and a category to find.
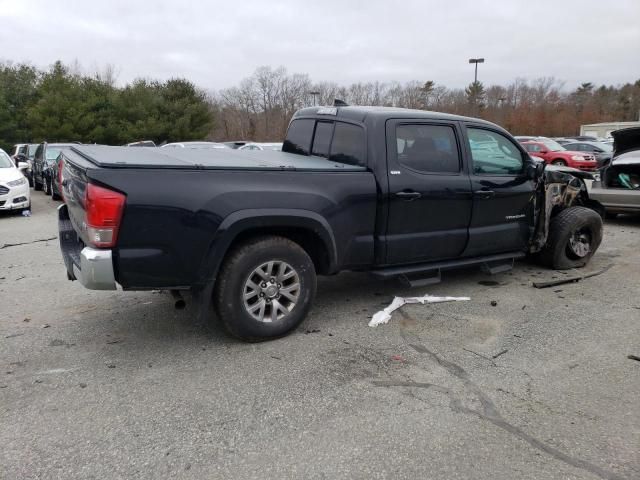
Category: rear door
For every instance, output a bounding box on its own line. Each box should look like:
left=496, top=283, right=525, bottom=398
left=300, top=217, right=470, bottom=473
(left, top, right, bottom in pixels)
left=463, top=125, right=535, bottom=256
left=384, top=120, right=472, bottom=264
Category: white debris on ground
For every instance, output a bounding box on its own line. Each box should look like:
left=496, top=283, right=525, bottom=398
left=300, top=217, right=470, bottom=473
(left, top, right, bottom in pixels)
left=368, top=294, right=471, bottom=327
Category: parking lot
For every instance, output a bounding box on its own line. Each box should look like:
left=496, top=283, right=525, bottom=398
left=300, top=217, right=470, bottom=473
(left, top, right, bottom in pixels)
left=1, top=192, right=639, bottom=480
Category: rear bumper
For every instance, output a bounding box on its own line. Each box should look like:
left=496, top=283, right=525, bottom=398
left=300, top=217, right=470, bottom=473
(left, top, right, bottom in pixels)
left=58, top=204, right=117, bottom=290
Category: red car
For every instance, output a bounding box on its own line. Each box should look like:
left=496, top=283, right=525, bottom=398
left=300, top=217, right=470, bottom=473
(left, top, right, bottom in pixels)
left=520, top=139, right=598, bottom=171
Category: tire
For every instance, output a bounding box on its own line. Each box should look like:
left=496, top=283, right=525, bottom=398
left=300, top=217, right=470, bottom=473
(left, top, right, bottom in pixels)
left=551, top=159, right=567, bottom=166
left=34, top=175, right=43, bottom=191
left=51, top=184, right=60, bottom=201
left=538, top=206, right=603, bottom=270
left=604, top=211, right=618, bottom=220
left=43, top=177, right=51, bottom=196
left=213, top=236, right=317, bottom=342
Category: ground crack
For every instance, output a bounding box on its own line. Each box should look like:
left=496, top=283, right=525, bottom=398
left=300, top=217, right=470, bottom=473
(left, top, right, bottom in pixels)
left=0, top=236, right=57, bottom=249
left=375, top=321, right=626, bottom=480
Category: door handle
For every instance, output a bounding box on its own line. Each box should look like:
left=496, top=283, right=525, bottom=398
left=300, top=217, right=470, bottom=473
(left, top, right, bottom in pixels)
left=395, top=191, right=422, bottom=201
left=474, top=189, right=495, bottom=199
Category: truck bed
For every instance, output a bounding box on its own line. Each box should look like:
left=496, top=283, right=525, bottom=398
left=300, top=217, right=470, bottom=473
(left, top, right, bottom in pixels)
left=66, top=145, right=366, bottom=171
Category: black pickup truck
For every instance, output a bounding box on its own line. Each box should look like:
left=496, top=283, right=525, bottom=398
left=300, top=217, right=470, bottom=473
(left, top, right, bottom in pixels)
left=58, top=106, right=603, bottom=340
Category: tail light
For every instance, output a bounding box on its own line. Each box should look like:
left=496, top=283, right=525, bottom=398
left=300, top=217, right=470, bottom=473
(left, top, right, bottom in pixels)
left=85, top=183, right=125, bottom=248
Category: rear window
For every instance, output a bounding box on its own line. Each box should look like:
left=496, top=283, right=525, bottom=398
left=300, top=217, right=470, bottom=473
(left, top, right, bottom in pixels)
left=329, top=123, right=366, bottom=166
left=283, top=119, right=314, bottom=155
left=312, top=122, right=334, bottom=157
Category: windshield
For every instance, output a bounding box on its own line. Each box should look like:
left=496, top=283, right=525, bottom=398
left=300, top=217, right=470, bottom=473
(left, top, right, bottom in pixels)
left=45, top=148, right=62, bottom=161
left=0, top=150, right=14, bottom=168
left=596, top=143, right=613, bottom=153
left=28, top=144, right=38, bottom=158
left=540, top=139, right=565, bottom=152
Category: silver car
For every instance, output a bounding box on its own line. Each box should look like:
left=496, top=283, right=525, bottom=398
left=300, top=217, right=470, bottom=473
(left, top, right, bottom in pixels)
left=590, top=127, right=640, bottom=218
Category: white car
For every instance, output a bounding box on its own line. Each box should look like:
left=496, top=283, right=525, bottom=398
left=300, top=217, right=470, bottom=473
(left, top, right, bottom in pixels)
left=238, top=142, right=283, bottom=151
left=161, top=141, right=229, bottom=149
left=0, top=149, right=30, bottom=212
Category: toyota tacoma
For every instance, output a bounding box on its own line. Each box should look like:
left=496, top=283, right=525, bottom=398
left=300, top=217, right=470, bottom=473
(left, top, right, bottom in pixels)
left=57, top=106, right=604, bottom=341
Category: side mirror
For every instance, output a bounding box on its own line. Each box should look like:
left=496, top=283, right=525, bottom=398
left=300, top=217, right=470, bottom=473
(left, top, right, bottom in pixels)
left=17, top=162, right=29, bottom=171
left=525, top=159, right=545, bottom=180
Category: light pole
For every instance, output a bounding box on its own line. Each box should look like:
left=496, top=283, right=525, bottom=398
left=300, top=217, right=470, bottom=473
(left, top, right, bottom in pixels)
left=309, top=91, right=320, bottom=106
left=468, top=58, right=485, bottom=84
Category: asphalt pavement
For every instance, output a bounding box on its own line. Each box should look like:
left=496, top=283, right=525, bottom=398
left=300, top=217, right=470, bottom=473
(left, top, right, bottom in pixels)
left=1, top=192, right=639, bottom=480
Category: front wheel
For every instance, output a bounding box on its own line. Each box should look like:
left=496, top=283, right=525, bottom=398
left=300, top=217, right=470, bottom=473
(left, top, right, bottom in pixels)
left=51, top=183, right=61, bottom=201
left=43, top=176, right=51, bottom=196
left=213, top=236, right=317, bottom=341
left=538, top=206, right=603, bottom=269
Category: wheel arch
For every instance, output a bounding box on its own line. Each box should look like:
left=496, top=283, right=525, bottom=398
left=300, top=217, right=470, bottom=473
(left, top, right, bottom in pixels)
left=197, top=209, right=338, bottom=288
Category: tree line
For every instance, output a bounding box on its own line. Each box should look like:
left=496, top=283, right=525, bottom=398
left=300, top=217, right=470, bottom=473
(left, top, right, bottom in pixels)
left=213, top=67, right=640, bottom=140
left=0, top=61, right=213, bottom=152
left=1, top=60, right=639, bottom=153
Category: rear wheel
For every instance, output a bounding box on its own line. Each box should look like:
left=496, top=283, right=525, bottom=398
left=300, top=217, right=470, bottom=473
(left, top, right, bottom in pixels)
left=604, top=211, right=618, bottom=220
left=538, top=206, right=603, bottom=269
left=213, top=236, right=316, bottom=342
left=551, top=159, right=567, bottom=166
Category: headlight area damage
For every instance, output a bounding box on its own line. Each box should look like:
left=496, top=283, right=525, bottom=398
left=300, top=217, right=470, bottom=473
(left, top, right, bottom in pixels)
left=529, top=166, right=604, bottom=269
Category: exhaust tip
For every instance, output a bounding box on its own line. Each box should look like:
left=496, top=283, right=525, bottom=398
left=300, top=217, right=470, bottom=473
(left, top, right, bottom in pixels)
left=169, top=290, right=186, bottom=310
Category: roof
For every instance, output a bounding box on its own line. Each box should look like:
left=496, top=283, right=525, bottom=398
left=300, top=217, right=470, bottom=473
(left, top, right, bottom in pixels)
left=293, top=105, right=499, bottom=128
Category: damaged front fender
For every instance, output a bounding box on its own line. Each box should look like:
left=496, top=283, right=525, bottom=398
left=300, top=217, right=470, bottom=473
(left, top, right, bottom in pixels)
left=529, top=166, right=603, bottom=252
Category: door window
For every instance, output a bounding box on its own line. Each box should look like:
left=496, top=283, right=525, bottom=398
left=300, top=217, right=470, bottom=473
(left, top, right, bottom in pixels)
left=395, top=124, right=460, bottom=173
left=468, top=128, right=524, bottom=175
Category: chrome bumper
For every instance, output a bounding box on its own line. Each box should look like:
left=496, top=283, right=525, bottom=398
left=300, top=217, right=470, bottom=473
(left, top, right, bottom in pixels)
left=73, top=247, right=117, bottom=290
left=59, top=204, right=117, bottom=290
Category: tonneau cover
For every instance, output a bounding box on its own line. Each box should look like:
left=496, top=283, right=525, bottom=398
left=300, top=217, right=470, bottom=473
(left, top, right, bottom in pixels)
left=66, top=145, right=366, bottom=171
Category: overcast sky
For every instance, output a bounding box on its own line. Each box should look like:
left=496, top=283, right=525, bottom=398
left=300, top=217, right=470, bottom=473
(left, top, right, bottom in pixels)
left=1, top=0, right=639, bottom=91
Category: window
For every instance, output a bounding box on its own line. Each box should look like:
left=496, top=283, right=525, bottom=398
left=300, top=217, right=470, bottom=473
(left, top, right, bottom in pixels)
left=282, top=119, right=314, bottom=156
left=396, top=124, right=460, bottom=173
left=312, top=121, right=334, bottom=157
left=329, top=123, right=366, bottom=166
left=468, top=128, right=524, bottom=175
left=46, top=148, right=62, bottom=161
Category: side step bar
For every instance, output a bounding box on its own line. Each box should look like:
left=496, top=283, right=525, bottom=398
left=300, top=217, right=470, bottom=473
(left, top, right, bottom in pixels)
left=371, top=252, right=525, bottom=287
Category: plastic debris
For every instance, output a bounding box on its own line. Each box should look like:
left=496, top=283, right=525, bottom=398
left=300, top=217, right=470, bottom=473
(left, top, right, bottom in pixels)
left=21, top=209, right=31, bottom=217
left=368, top=294, right=470, bottom=327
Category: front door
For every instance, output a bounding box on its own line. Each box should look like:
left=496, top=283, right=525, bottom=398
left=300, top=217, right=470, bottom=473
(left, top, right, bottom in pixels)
left=463, top=125, right=536, bottom=257
left=384, top=120, right=473, bottom=265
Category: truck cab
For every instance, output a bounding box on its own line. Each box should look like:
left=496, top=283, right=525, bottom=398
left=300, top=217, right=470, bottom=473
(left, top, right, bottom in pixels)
left=283, top=106, right=538, bottom=268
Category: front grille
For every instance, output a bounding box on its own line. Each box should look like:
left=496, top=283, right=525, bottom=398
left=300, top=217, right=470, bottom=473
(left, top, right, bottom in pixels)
left=0, top=185, right=9, bottom=195
left=0, top=200, right=5, bottom=206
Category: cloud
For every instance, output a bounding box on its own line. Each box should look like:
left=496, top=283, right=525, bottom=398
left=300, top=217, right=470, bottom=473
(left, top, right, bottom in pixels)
left=0, top=0, right=638, bottom=90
